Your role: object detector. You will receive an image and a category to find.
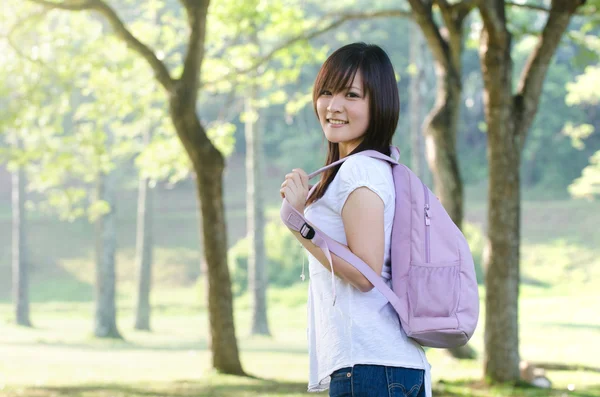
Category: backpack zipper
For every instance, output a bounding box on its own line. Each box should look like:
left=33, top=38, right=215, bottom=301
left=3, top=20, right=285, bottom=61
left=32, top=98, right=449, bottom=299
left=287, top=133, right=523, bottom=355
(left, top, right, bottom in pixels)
left=422, top=182, right=431, bottom=263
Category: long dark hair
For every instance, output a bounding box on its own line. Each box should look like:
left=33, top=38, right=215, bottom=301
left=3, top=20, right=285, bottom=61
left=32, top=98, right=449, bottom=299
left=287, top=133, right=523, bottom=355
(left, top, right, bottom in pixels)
left=306, top=42, right=400, bottom=206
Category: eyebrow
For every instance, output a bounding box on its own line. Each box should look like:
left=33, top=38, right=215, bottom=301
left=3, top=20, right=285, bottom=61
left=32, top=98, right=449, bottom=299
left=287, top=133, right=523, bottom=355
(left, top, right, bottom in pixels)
left=347, top=85, right=362, bottom=92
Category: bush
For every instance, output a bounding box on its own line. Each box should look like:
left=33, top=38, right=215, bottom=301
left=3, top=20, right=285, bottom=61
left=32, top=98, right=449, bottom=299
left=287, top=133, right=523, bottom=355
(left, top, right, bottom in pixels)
left=228, top=220, right=306, bottom=296
left=462, top=222, right=486, bottom=284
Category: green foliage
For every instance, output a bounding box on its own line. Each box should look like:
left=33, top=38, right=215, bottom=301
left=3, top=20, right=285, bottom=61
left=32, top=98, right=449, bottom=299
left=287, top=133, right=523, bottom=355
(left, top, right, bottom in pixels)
left=566, top=66, right=600, bottom=106
left=207, top=121, right=237, bottom=158
left=228, top=219, right=306, bottom=295
left=2, top=0, right=192, bottom=221
left=569, top=151, right=600, bottom=199
left=462, top=222, right=485, bottom=285
left=563, top=122, right=595, bottom=150
left=565, top=34, right=600, bottom=199
left=136, top=133, right=191, bottom=185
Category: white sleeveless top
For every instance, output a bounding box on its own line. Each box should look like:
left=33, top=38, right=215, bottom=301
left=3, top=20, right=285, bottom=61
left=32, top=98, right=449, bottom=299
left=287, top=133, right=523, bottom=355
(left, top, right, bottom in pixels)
left=304, top=155, right=431, bottom=395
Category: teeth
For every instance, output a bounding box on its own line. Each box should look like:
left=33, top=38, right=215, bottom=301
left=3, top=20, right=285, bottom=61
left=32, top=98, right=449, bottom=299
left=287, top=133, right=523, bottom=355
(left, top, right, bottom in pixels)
left=329, top=119, right=348, bottom=125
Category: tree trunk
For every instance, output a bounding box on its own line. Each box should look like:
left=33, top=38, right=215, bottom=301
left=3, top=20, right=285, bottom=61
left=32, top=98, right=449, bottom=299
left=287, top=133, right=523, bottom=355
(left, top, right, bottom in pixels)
left=94, top=171, right=121, bottom=339
left=409, top=23, right=426, bottom=180
left=245, top=93, right=271, bottom=336
left=478, top=0, right=585, bottom=383
left=12, top=162, right=31, bottom=327
left=134, top=130, right=153, bottom=331
left=479, top=7, right=521, bottom=383
left=196, top=156, right=244, bottom=374
left=424, top=60, right=464, bottom=229
left=170, top=101, right=245, bottom=374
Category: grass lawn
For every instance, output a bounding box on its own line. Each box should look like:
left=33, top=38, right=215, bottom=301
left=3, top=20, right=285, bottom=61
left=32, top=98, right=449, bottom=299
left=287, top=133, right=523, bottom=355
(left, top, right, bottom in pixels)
left=1, top=280, right=599, bottom=397
left=0, top=171, right=599, bottom=396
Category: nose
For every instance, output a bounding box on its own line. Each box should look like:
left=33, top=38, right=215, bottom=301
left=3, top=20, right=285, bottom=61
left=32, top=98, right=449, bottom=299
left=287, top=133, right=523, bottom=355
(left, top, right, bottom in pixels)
left=326, top=93, right=343, bottom=113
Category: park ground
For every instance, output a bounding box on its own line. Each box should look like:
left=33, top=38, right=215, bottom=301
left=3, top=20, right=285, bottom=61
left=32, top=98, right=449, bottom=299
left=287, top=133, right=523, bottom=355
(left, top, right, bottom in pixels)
left=1, top=165, right=599, bottom=397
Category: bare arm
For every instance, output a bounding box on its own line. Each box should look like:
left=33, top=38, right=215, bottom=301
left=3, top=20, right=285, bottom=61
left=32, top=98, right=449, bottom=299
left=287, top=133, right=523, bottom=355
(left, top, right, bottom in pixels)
left=289, top=187, right=385, bottom=292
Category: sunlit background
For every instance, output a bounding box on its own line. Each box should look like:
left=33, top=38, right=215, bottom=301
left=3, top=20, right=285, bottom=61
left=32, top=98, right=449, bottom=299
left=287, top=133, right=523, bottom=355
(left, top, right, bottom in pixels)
left=1, top=0, right=599, bottom=396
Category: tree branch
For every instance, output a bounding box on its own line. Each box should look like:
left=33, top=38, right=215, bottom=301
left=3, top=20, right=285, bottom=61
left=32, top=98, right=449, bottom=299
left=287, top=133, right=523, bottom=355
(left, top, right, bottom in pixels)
left=514, top=0, right=586, bottom=146
left=6, top=11, right=56, bottom=73
left=27, top=0, right=175, bottom=93
left=505, top=1, right=550, bottom=13
left=5, top=10, right=75, bottom=93
left=477, top=0, right=509, bottom=45
left=229, top=8, right=412, bottom=78
left=178, top=0, right=209, bottom=104
left=505, top=0, right=594, bottom=16
left=406, top=0, right=453, bottom=70
left=28, top=0, right=95, bottom=11
left=454, top=0, right=481, bottom=21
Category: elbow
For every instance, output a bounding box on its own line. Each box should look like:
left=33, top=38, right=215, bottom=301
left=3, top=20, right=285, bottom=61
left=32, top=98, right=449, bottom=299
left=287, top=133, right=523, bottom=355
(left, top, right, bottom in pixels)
left=357, top=279, right=375, bottom=293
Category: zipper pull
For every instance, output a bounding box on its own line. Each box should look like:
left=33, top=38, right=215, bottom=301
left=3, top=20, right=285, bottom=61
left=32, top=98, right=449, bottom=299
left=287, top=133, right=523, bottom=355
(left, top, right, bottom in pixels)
left=425, top=204, right=431, bottom=225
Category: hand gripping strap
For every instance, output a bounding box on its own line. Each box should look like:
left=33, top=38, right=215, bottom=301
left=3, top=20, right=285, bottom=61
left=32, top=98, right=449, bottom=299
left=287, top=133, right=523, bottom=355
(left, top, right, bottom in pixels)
left=280, top=146, right=404, bottom=313
left=281, top=199, right=337, bottom=305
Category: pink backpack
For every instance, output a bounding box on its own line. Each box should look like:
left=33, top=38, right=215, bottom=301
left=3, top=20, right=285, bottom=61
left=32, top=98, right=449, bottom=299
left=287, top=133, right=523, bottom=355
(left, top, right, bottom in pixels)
left=280, top=147, right=479, bottom=348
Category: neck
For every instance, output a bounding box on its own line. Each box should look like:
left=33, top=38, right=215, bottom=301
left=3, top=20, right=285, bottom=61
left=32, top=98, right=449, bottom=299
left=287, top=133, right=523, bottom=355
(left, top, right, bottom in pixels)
left=338, top=139, right=362, bottom=158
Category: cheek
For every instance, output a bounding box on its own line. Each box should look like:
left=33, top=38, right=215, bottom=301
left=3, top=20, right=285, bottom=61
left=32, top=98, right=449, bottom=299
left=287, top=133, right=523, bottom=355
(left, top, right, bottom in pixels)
left=315, top=100, right=327, bottom=119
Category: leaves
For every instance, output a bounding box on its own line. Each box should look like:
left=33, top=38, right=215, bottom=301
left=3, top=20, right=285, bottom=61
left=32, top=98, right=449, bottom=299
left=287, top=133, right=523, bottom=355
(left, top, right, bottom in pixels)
left=569, top=151, right=600, bottom=199
left=566, top=66, right=600, bottom=106
left=563, top=122, right=595, bottom=150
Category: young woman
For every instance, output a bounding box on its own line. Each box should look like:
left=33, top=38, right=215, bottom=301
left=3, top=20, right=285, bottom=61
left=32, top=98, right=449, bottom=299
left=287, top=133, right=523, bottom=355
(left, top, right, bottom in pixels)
left=280, top=43, right=431, bottom=397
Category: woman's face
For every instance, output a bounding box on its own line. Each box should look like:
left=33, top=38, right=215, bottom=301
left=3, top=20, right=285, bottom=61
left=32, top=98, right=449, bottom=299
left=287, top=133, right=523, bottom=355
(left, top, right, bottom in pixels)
left=316, top=72, right=369, bottom=156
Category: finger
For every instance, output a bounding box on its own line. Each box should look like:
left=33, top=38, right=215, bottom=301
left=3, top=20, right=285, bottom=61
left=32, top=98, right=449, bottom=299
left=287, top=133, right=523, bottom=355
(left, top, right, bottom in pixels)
left=289, top=172, right=303, bottom=191
left=285, top=173, right=299, bottom=190
left=283, top=186, right=296, bottom=202
left=293, top=168, right=309, bottom=188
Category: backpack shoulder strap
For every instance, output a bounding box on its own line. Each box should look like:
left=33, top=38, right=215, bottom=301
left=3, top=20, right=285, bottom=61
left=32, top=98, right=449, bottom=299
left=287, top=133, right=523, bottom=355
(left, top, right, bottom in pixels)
left=280, top=198, right=405, bottom=322
left=280, top=146, right=405, bottom=315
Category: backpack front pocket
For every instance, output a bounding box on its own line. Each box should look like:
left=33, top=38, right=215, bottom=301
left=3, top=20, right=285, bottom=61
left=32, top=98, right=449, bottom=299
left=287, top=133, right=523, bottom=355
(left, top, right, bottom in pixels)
left=408, top=261, right=460, bottom=318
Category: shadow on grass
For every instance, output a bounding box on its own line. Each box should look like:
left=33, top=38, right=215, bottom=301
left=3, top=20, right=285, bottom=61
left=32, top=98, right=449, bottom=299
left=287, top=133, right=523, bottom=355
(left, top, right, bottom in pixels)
left=434, top=379, right=600, bottom=397
left=541, top=322, right=600, bottom=331
left=0, top=339, right=307, bottom=355
left=13, top=377, right=308, bottom=397
left=5, top=378, right=600, bottom=397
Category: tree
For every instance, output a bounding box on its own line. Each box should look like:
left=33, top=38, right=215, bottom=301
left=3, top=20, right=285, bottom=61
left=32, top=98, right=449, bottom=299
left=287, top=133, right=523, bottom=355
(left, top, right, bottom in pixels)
left=406, top=0, right=478, bottom=231
left=93, top=137, right=121, bottom=338
left=24, top=0, right=246, bottom=373
left=133, top=129, right=154, bottom=331
left=11, top=140, right=32, bottom=327
left=477, top=0, right=587, bottom=383
left=244, top=91, right=270, bottom=336
left=408, top=24, right=427, bottom=181
left=0, top=1, right=74, bottom=327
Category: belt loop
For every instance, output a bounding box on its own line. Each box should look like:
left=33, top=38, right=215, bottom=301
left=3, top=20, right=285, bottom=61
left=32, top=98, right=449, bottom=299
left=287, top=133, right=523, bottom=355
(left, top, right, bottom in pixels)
left=350, top=365, right=355, bottom=397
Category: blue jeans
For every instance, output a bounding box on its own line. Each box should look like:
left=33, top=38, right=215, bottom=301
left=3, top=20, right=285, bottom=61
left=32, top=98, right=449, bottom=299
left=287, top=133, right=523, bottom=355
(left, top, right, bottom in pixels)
left=329, top=364, right=425, bottom=397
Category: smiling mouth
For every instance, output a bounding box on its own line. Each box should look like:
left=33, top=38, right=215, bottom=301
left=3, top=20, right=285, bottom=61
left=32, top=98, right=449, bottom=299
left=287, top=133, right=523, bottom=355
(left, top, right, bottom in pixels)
left=327, top=119, right=348, bottom=125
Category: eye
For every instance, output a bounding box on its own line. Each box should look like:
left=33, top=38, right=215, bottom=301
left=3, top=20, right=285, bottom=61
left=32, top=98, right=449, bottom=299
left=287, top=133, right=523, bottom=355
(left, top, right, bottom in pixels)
left=346, top=92, right=360, bottom=98
left=320, top=90, right=332, bottom=96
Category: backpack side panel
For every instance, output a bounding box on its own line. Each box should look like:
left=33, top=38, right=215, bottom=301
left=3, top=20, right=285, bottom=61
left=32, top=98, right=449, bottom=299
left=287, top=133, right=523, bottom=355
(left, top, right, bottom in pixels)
left=390, top=165, right=479, bottom=348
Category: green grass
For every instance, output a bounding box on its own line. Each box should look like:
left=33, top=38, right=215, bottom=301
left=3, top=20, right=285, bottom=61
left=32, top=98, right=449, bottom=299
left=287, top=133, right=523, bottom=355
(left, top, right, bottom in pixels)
left=1, top=168, right=599, bottom=396
left=1, top=280, right=600, bottom=396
